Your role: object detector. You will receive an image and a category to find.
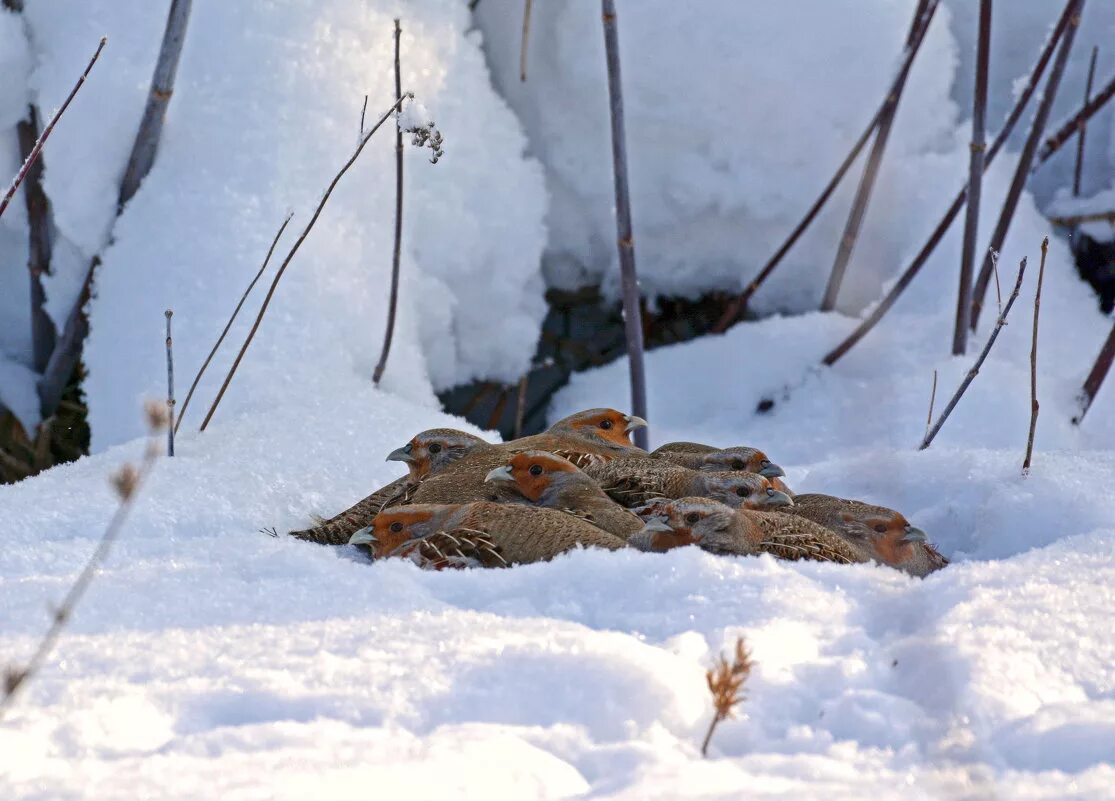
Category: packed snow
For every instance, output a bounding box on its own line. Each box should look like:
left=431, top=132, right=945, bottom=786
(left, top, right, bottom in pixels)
left=2, top=0, right=1115, bottom=798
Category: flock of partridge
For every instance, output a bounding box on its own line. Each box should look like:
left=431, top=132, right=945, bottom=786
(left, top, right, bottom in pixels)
left=289, top=408, right=947, bottom=576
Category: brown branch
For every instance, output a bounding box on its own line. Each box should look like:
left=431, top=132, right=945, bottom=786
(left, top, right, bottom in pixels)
left=199, top=94, right=410, bottom=431
left=1049, top=210, right=1115, bottom=227
left=700, top=637, right=752, bottom=757
left=920, top=256, right=1027, bottom=451
left=0, top=36, right=106, bottom=221
left=821, top=0, right=1077, bottom=366
left=1023, top=238, right=1048, bottom=472
left=601, top=0, right=649, bottom=449
left=520, top=0, right=533, bottom=82
left=820, top=0, right=938, bottom=311
left=1074, top=46, right=1099, bottom=196
left=165, top=310, right=175, bottom=456
left=174, top=212, right=292, bottom=434
left=373, top=19, right=405, bottom=386
left=970, top=0, right=1082, bottom=332
left=1073, top=323, right=1115, bottom=425
left=1, top=401, right=166, bottom=720
left=1035, top=71, right=1115, bottom=168
left=924, top=368, right=937, bottom=442
left=953, top=0, right=991, bottom=355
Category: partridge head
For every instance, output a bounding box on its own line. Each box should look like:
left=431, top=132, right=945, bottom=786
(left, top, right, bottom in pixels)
left=386, top=428, right=489, bottom=481
left=542, top=408, right=648, bottom=453
left=631, top=497, right=760, bottom=555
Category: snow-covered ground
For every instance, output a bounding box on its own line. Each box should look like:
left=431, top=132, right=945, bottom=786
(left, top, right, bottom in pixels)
left=3, top=0, right=1115, bottom=798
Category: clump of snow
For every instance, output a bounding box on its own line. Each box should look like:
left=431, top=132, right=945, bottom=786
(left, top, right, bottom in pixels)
left=474, top=0, right=962, bottom=313
left=15, top=0, right=547, bottom=449
left=0, top=8, right=31, bottom=130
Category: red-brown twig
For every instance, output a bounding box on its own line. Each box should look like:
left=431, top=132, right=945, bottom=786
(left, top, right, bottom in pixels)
left=954, top=0, right=991, bottom=355
left=0, top=401, right=166, bottom=720
left=1073, top=323, right=1115, bottom=425
left=1036, top=72, right=1115, bottom=168
left=969, top=0, right=1082, bottom=332
left=821, top=0, right=1077, bottom=367
left=1023, top=238, right=1048, bottom=473
left=1073, top=46, right=1099, bottom=196
left=165, top=310, right=176, bottom=456
left=520, top=0, right=533, bottom=82
left=1049, top=210, right=1115, bottom=227
left=820, top=0, right=938, bottom=312
left=924, top=368, right=938, bottom=442
left=200, top=94, right=411, bottom=431
left=920, top=256, right=1027, bottom=451
left=174, top=212, right=292, bottom=434
left=601, top=0, right=649, bottom=449
left=0, top=36, right=106, bottom=221
left=700, top=637, right=752, bottom=757
left=373, top=20, right=405, bottom=386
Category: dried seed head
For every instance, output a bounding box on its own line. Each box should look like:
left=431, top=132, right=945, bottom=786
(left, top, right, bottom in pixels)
left=145, top=399, right=169, bottom=431
left=706, top=637, right=753, bottom=720
left=111, top=463, right=140, bottom=500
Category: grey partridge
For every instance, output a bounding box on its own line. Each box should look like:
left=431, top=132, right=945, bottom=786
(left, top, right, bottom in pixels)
left=288, top=428, right=488, bottom=545
left=583, top=457, right=793, bottom=511
left=630, top=497, right=866, bottom=564
left=483, top=450, right=644, bottom=539
left=350, top=502, right=626, bottom=568
left=781, top=493, right=947, bottom=577
left=651, top=442, right=792, bottom=495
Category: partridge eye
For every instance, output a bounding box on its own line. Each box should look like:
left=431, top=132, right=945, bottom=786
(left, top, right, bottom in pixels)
left=874, top=524, right=887, bottom=533
left=685, top=512, right=700, bottom=524
left=389, top=521, right=403, bottom=533
left=599, top=419, right=614, bottom=430
left=732, top=460, right=745, bottom=470
left=736, top=487, right=751, bottom=497
left=428, top=443, right=442, bottom=454
left=529, top=464, right=543, bottom=476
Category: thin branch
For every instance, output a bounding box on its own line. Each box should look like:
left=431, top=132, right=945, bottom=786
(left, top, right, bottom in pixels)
left=1073, top=46, right=1099, bottom=196
left=118, top=0, right=193, bottom=209
left=970, top=0, right=1083, bottom=331
left=1073, top=322, right=1115, bottom=425
left=200, top=94, right=411, bottom=431
left=165, top=310, right=175, bottom=456
left=601, top=0, right=649, bottom=450
left=924, top=368, right=937, bottom=442
left=174, top=212, right=292, bottom=434
left=373, top=19, right=405, bottom=386
left=953, top=0, right=991, bottom=355
left=1035, top=71, right=1115, bottom=168
left=0, top=36, right=107, bottom=221
left=920, top=256, right=1027, bottom=451
left=820, top=0, right=938, bottom=311
left=1023, top=238, right=1048, bottom=473
left=821, top=0, right=1077, bottom=366
left=359, top=94, right=368, bottom=138
left=520, top=0, right=534, bottom=82
left=1049, top=210, right=1115, bottom=227
left=1, top=402, right=166, bottom=720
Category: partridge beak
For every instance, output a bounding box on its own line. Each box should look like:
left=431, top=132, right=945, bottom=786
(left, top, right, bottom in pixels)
left=759, top=461, right=786, bottom=478
left=623, top=414, right=648, bottom=433
left=760, top=489, right=794, bottom=508
left=900, top=526, right=928, bottom=544
left=348, top=526, right=378, bottom=546
left=484, top=465, right=514, bottom=484
left=639, top=515, right=674, bottom=533
left=386, top=443, right=415, bottom=464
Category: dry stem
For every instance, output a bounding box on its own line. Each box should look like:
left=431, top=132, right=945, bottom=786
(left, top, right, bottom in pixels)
left=165, top=310, right=175, bottom=456
left=1023, top=238, right=1048, bottom=473
left=700, top=637, right=753, bottom=757
left=924, top=369, right=938, bottom=442
left=520, top=0, right=533, bottom=82
left=1073, top=46, right=1099, bottom=196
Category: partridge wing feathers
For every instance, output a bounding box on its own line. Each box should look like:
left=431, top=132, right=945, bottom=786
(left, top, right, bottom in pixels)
left=750, top=512, right=867, bottom=564
left=583, top=458, right=676, bottom=507
left=460, top=504, right=626, bottom=564
left=288, top=475, right=412, bottom=545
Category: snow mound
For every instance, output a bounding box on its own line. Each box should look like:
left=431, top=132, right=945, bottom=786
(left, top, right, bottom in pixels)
left=15, top=0, right=547, bottom=446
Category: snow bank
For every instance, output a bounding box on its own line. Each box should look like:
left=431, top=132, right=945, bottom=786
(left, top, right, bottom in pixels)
left=474, top=0, right=963, bottom=313
left=14, top=0, right=546, bottom=444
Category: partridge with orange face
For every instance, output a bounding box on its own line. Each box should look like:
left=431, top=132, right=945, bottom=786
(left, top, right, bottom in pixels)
left=482, top=451, right=644, bottom=538
left=583, top=457, right=793, bottom=511
left=350, top=501, right=626, bottom=568
left=652, top=442, right=793, bottom=495
left=782, top=494, right=946, bottom=577
left=288, top=428, right=488, bottom=545
left=631, top=497, right=865, bottom=564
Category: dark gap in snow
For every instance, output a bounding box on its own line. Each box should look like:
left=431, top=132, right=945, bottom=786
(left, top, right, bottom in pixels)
left=1069, top=228, right=1115, bottom=314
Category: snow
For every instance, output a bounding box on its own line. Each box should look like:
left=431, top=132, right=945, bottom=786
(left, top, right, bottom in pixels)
left=1049, top=186, right=1115, bottom=243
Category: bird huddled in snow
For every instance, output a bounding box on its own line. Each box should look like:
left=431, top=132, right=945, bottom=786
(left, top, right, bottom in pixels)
left=285, top=408, right=945, bottom=577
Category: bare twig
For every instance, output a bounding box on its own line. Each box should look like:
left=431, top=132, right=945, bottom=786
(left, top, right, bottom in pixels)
left=820, top=0, right=938, bottom=311
left=373, top=20, right=405, bottom=386
left=822, top=0, right=1077, bottom=366
left=165, top=310, right=175, bottom=456
left=1023, top=238, right=1048, bottom=473
left=970, top=0, right=1082, bottom=332
left=601, top=0, right=649, bottom=449
left=15, top=106, right=57, bottom=371
left=924, top=369, right=937, bottom=442
left=1036, top=72, right=1115, bottom=168
left=1049, top=210, right=1115, bottom=227
left=118, top=0, right=193, bottom=209
left=920, top=257, right=1028, bottom=451
left=954, top=0, right=991, bottom=355
left=520, top=0, right=533, bottom=82
left=514, top=373, right=529, bottom=438
left=200, top=94, right=410, bottom=431
left=0, top=401, right=166, bottom=720
left=174, top=212, right=292, bottom=434
left=359, top=94, right=368, bottom=138
left=0, top=36, right=107, bottom=221
left=1073, top=323, right=1115, bottom=425
left=991, top=249, right=1002, bottom=314
left=700, top=637, right=752, bottom=758
left=1074, top=46, right=1099, bottom=196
